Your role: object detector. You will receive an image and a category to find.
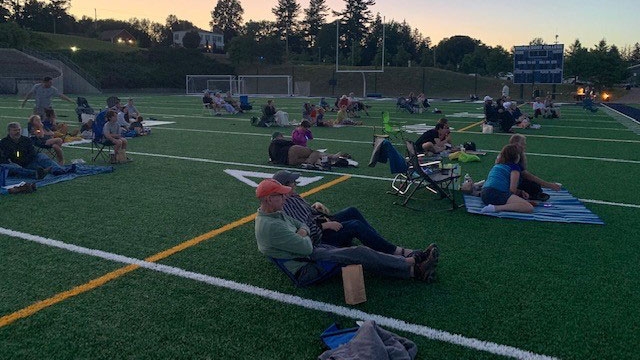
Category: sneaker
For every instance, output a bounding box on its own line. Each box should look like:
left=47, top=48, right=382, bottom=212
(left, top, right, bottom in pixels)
left=535, top=193, right=550, bottom=201
left=414, top=255, right=439, bottom=283
left=481, top=204, right=496, bottom=213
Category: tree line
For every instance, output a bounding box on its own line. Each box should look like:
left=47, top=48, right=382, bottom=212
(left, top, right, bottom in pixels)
left=1, top=0, right=639, bottom=87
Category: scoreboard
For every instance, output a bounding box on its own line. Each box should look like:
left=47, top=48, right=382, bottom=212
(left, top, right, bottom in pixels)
left=513, top=44, right=564, bottom=84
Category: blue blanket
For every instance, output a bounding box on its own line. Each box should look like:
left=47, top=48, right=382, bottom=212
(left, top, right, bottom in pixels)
left=1, top=164, right=114, bottom=195
left=463, top=189, right=605, bottom=225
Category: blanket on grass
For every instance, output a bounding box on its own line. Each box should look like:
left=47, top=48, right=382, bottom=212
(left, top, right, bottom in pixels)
left=463, top=189, right=605, bottom=225
left=1, top=164, right=114, bottom=195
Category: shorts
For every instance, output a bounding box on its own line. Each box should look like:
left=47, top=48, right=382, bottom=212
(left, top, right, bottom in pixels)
left=481, top=187, right=511, bottom=206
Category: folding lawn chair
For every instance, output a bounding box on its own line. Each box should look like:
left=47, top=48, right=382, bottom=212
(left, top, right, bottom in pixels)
left=239, top=95, right=252, bottom=111
left=31, top=139, right=57, bottom=158
left=91, top=110, right=113, bottom=162
left=373, top=111, right=405, bottom=141
left=389, top=140, right=462, bottom=210
left=268, top=257, right=342, bottom=287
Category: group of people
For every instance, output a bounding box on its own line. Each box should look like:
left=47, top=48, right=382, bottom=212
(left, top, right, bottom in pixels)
left=480, top=134, right=561, bottom=213
left=483, top=96, right=538, bottom=133
left=254, top=171, right=440, bottom=286
left=398, top=92, right=430, bottom=114
left=202, top=90, right=242, bottom=115
left=532, top=96, right=561, bottom=118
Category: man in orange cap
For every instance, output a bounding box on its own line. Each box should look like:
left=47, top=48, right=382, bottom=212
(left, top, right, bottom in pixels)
left=254, top=179, right=439, bottom=285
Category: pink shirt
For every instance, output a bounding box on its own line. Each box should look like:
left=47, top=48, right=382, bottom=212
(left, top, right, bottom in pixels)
left=291, top=128, right=313, bottom=147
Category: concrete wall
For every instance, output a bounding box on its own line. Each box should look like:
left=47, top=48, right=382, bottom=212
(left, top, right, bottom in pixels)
left=47, top=60, right=101, bottom=95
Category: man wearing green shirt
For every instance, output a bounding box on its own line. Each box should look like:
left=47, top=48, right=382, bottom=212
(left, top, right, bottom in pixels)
left=254, top=179, right=439, bottom=284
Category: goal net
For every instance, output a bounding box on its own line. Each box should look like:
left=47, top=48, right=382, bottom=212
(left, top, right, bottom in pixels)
left=237, top=75, right=293, bottom=96
left=185, top=75, right=237, bottom=95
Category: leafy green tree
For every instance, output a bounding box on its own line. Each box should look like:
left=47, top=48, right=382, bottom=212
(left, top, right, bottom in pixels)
left=0, top=21, right=29, bottom=47
left=210, top=0, right=244, bottom=46
left=529, top=37, right=545, bottom=46
left=361, top=13, right=383, bottom=66
left=435, top=35, right=479, bottom=70
left=182, top=30, right=201, bottom=49
left=1, top=0, right=12, bottom=22
left=301, top=0, right=327, bottom=48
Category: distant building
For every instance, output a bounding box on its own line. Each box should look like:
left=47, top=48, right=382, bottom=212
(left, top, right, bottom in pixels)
left=100, top=29, right=136, bottom=45
left=173, top=30, right=224, bottom=51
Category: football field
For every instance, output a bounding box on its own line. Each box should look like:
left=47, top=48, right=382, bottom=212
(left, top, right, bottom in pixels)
left=1, top=94, right=639, bottom=359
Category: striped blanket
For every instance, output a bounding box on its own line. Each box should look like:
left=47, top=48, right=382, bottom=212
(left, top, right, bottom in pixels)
left=463, top=189, right=605, bottom=225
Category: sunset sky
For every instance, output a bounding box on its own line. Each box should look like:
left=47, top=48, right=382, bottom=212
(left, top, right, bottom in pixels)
left=68, top=0, right=639, bottom=49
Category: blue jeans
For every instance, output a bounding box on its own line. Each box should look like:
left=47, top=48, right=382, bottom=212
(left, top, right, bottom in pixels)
left=296, top=244, right=410, bottom=284
left=26, top=153, right=64, bottom=174
left=1, top=163, right=36, bottom=178
left=321, top=207, right=397, bottom=255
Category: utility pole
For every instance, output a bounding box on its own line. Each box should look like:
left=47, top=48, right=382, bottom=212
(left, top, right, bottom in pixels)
left=94, top=8, right=97, bottom=32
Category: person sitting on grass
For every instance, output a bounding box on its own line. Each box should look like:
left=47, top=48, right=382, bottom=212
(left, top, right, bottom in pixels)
left=414, top=121, right=449, bottom=155
left=273, top=170, right=430, bottom=258
left=0, top=122, right=71, bottom=176
left=224, top=91, right=243, bottom=113
left=124, top=98, right=140, bottom=121
left=335, top=104, right=362, bottom=126
left=291, top=120, right=313, bottom=147
left=129, top=116, right=150, bottom=136
left=214, top=92, right=238, bottom=114
left=254, top=178, right=440, bottom=284
left=202, top=91, right=221, bottom=115
left=268, top=132, right=348, bottom=169
left=481, top=144, right=533, bottom=214
left=103, top=110, right=131, bottom=164
left=27, top=115, right=65, bottom=165
left=0, top=147, right=46, bottom=180
left=501, top=134, right=561, bottom=201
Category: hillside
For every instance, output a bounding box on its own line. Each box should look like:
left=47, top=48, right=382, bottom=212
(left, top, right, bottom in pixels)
left=35, top=32, right=139, bottom=53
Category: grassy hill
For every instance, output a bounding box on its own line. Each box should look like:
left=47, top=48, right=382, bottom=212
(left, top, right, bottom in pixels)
left=35, top=32, right=139, bottom=53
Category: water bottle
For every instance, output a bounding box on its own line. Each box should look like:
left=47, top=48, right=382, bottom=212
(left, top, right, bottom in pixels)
left=464, top=173, right=472, bottom=183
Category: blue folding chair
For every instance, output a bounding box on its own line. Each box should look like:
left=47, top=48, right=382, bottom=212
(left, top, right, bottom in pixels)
left=268, top=257, right=342, bottom=287
left=239, top=95, right=252, bottom=111
left=91, top=110, right=113, bottom=162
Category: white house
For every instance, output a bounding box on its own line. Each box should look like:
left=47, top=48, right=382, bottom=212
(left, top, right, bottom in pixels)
left=172, top=30, right=224, bottom=50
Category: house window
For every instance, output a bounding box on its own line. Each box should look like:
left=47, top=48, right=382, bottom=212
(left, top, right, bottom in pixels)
left=174, top=33, right=180, bottom=41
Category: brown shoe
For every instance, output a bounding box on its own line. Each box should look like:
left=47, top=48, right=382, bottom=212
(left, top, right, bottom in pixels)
left=414, top=245, right=439, bottom=283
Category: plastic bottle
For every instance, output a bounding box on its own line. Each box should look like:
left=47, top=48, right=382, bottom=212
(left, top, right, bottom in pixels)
left=464, top=173, right=472, bottom=183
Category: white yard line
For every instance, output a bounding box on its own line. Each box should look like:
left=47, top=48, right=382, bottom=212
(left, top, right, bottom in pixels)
left=0, top=226, right=558, bottom=360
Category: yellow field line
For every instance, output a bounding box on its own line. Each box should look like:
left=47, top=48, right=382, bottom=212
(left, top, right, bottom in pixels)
left=0, top=175, right=351, bottom=328
left=458, top=120, right=485, bottom=132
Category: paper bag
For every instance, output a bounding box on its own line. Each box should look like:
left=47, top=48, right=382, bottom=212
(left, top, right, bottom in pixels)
left=342, top=264, right=366, bottom=305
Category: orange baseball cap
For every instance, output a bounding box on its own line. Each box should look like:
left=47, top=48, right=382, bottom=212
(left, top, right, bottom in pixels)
left=256, top=179, right=291, bottom=198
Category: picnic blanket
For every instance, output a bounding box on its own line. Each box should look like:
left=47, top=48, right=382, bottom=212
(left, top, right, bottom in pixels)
left=1, top=164, right=114, bottom=195
left=463, top=189, right=605, bottom=225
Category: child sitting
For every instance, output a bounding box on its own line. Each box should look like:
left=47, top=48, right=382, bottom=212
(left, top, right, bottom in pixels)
left=480, top=144, right=533, bottom=214
left=291, top=120, right=313, bottom=147
left=129, top=116, right=150, bottom=136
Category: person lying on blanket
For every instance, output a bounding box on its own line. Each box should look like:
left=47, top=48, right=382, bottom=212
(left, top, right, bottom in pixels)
left=268, top=132, right=349, bottom=169
left=497, top=134, right=561, bottom=201
left=480, top=144, right=534, bottom=214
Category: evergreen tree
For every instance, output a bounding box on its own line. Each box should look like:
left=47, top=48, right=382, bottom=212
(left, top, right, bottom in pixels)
left=630, top=43, right=640, bottom=64
left=272, top=0, right=300, bottom=60
left=1, top=0, right=12, bottom=22
left=334, top=0, right=375, bottom=60
left=210, top=0, right=244, bottom=45
left=302, top=0, right=328, bottom=48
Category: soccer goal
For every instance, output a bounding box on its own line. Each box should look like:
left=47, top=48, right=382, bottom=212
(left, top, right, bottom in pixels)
left=185, top=75, right=237, bottom=95
left=237, top=75, right=293, bottom=97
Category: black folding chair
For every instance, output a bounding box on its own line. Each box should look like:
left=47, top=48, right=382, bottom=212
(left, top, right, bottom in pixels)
left=389, top=140, right=463, bottom=211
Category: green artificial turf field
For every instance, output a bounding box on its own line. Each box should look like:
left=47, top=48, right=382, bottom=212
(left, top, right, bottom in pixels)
left=1, top=94, right=639, bottom=359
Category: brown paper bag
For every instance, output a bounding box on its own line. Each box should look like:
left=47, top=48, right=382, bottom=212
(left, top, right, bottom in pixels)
left=342, top=264, right=366, bottom=305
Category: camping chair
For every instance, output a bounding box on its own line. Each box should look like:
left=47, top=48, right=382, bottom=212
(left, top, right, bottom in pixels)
left=31, top=138, right=57, bottom=158
left=91, top=110, right=113, bottom=162
left=239, top=95, right=252, bottom=111
left=389, top=140, right=462, bottom=210
left=268, top=257, right=342, bottom=287
left=373, top=111, right=405, bottom=141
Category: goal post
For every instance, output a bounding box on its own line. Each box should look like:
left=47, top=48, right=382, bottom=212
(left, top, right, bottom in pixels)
left=236, top=75, right=293, bottom=96
left=185, top=75, right=237, bottom=95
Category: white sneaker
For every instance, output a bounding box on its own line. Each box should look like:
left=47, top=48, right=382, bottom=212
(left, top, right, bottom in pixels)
left=481, top=204, right=496, bottom=213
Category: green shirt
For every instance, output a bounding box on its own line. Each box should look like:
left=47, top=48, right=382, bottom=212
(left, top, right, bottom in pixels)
left=255, top=209, right=312, bottom=274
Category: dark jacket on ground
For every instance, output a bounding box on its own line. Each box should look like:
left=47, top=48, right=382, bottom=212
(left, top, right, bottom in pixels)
left=269, top=139, right=293, bottom=164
